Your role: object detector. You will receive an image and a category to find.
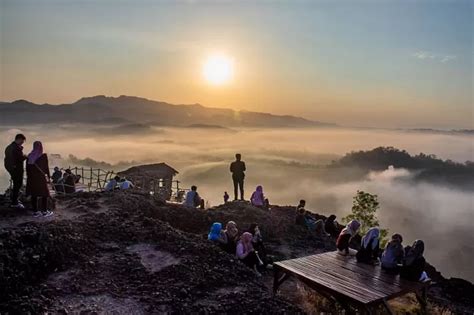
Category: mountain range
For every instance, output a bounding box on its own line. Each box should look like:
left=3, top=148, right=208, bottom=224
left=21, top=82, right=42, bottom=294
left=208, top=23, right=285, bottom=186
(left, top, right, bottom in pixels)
left=0, top=95, right=334, bottom=128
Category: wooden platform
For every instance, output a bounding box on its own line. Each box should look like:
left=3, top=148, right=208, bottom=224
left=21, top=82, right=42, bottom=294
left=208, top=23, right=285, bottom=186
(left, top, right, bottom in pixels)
left=273, top=251, right=428, bottom=314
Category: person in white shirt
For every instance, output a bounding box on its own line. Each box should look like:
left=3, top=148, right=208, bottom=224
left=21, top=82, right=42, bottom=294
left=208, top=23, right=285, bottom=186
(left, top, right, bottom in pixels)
left=105, top=176, right=120, bottom=191
left=183, top=185, right=204, bottom=209
left=119, top=178, right=134, bottom=190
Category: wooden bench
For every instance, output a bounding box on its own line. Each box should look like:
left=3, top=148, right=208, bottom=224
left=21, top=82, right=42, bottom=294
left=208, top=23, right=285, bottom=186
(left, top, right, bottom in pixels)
left=273, top=251, right=429, bottom=314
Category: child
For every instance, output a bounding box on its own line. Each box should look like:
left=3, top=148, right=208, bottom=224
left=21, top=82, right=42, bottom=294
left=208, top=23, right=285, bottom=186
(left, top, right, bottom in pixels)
left=223, top=191, right=229, bottom=203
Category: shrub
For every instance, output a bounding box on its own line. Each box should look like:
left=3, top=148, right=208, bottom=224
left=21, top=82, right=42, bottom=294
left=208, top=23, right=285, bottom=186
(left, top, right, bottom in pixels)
left=342, top=190, right=388, bottom=247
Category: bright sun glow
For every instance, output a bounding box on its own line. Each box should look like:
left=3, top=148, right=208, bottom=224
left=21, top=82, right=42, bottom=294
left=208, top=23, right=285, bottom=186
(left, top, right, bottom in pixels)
left=202, top=54, right=234, bottom=85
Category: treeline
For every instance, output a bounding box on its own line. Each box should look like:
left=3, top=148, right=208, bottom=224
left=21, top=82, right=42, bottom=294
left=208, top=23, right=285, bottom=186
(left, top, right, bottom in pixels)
left=333, top=147, right=474, bottom=189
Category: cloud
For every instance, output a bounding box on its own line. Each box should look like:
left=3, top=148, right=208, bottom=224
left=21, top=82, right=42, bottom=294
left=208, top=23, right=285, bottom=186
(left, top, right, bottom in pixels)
left=412, top=51, right=457, bottom=63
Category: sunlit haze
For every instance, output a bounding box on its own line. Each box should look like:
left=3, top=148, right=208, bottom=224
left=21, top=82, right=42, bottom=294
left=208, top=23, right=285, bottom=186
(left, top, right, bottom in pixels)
left=1, top=0, right=472, bottom=128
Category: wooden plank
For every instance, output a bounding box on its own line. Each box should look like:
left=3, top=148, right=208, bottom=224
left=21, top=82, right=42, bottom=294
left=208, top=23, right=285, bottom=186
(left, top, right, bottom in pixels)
left=275, top=251, right=425, bottom=306
left=307, top=254, right=406, bottom=287
left=289, top=258, right=392, bottom=302
left=315, top=252, right=425, bottom=293
left=297, top=258, right=399, bottom=297
left=279, top=260, right=381, bottom=303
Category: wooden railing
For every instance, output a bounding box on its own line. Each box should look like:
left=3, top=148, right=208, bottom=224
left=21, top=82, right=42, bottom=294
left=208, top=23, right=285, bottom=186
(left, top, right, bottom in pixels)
left=14, top=166, right=184, bottom=201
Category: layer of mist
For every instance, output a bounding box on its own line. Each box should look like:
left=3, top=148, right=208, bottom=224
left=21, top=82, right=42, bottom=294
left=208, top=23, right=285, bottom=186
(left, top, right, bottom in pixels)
left=1, top=125, right=473, bottom=281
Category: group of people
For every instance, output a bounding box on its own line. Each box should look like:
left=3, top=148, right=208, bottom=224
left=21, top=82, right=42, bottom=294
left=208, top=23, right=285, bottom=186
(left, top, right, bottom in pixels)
left=336, top=220, right=429, bottom=282
left=208, top=221, right=268, bottom=277
left=104, top=175, right=134, bottom=192
left=5, top=138, right=430, bottom=282
left=4, top=133, right=134, bottom=217
left=4, top=134, right=53, bottom=217
left=186, top=154, right=270, bottom=211
left=51, top=167, right=80, bottom=194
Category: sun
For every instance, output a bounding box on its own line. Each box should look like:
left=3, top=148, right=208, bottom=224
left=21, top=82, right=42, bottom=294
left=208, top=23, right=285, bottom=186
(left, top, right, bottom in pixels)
left=202, top=54, right=234, bottom=85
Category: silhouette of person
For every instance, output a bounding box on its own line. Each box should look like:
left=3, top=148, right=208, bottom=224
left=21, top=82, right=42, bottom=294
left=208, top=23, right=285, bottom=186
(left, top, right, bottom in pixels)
left=223, top=191, right=229, bottom=203
left=230, top=153, right=246, bottom=200
left=4, top=134, right=27, bottom=208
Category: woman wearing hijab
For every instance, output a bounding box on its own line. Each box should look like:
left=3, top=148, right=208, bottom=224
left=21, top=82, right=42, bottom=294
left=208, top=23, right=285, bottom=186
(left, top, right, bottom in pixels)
left=26, top=141, right=53, bottom=217
left=336, top=220, right=361, bottom=255
left=250, top=186, right=270, bottom=210
left=208, top=222, right=227, bottom=245
left=356, top=227, right=380, bottom=264
left=381, top=233, right=405, bottom=273
left=400, top=240, right=429, bottom=282
left=236, top=232, right=261, bottom=276
left=222, top=221, right=239, bottom=254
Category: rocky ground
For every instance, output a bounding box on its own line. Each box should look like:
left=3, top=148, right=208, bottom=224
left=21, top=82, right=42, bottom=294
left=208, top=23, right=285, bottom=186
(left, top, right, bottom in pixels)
left=1, top=190, right=473, bottom=314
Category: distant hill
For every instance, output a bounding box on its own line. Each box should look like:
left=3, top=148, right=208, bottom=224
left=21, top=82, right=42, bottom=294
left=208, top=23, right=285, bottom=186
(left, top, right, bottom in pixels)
left=0, top=95, right=335, bottom=128
left=333, top=147, right=474, bottom=190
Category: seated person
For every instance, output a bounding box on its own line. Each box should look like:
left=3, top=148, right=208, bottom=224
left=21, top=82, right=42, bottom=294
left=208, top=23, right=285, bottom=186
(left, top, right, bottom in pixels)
left=250, top=185, right=269, bottom=210
left=63, top=169, right=76, bottom=194
left=336, top=220, right=360, bottom=255
left=105, top=176, right=120, bottom=192
left=356, top=227, right=380, bottom=264
left=183, top=185, right=205, bottom=209
left=400, top=240, right=429, bottom=282
left=119, top=178, right=134, bottom=190
left=51, top=167, right=62, bottom=184
left=324, top=214, right=339, bottom=238
left=74, top=174, right=82, bottom=184
left=222, top=221, right=239, bottom=254
left=296, top=199, right=306, bottom=212
left=248, top=223, right=270, bottom=268
left=295, top=208, right=307, bottom=226
left=208, top=222, right=227, bottom=245
left=381, top=233, right=405, bottom=273
left=236, top=232, right=262, bottom=277
left=310, top=215, right=327, bottom=237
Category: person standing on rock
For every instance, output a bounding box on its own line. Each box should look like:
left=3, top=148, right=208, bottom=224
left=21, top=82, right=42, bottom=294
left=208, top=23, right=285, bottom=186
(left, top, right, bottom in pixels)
left=26, top=141, right=53, bottom=217
left=230, top=153, right=246, bottom=201
left=4, top=134, right=27, bottom=209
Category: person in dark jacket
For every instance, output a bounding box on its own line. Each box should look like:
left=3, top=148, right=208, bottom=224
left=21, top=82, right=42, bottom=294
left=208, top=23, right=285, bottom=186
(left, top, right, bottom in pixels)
left=336, top=220, right=361, bottom=255
left=324, top=214, right=339, bottom=238
left=400, top=240, right=429, bottom=282
left=248, top=223, right=270, bottom=268
left=26, top=141, right=53, bottom=217
left=230, top=153, right=246, bottom=200
left=63, top=169, right=76, bottom=194
left=51, top=167, right=62, bottom=184
left=381, top=233, right=405, bottom=273
left=356, top=227, right=380, bottom=264
left=4, top=134, right=27, bottom=208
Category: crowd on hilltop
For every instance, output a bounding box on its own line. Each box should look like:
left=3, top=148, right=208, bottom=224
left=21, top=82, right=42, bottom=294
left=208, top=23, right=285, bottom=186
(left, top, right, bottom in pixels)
left=4, top=137, right=429, bottom=283
left=3, top=134, right=134, bottom=217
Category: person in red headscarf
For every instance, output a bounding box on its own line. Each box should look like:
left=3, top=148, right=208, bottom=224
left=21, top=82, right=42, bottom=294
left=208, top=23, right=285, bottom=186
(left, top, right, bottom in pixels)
left=26, top=141, right=53, bottom=217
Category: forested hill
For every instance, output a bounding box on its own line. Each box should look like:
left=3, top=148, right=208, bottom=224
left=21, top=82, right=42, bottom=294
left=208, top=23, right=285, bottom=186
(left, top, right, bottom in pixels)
left=333, top=147, right=474, bottom=190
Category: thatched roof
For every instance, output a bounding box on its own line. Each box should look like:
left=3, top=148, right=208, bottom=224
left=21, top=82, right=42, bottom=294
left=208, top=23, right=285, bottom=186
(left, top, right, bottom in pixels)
left=118, top=163, right=178, bottom=179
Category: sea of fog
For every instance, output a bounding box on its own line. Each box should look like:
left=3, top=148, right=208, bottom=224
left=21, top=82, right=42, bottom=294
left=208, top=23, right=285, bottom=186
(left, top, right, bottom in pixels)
left=1, top=126, right=473, bottom=281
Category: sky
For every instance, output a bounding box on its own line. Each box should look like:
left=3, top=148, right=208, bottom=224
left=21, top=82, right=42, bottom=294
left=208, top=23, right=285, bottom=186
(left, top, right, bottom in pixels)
left=0, top=0, right=472, bottom=129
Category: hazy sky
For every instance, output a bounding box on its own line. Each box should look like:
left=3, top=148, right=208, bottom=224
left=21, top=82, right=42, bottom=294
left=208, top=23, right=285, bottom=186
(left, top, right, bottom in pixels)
left=1, top=0, right=472, bottom=128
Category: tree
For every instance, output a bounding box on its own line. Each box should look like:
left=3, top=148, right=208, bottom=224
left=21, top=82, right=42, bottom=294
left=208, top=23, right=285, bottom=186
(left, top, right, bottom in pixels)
left=342, top=190, right=388, bottom=246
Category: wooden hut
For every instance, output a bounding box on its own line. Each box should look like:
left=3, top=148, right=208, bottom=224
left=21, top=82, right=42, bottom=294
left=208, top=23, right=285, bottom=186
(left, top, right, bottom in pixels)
left=117, top=163, right=179, bottom=200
